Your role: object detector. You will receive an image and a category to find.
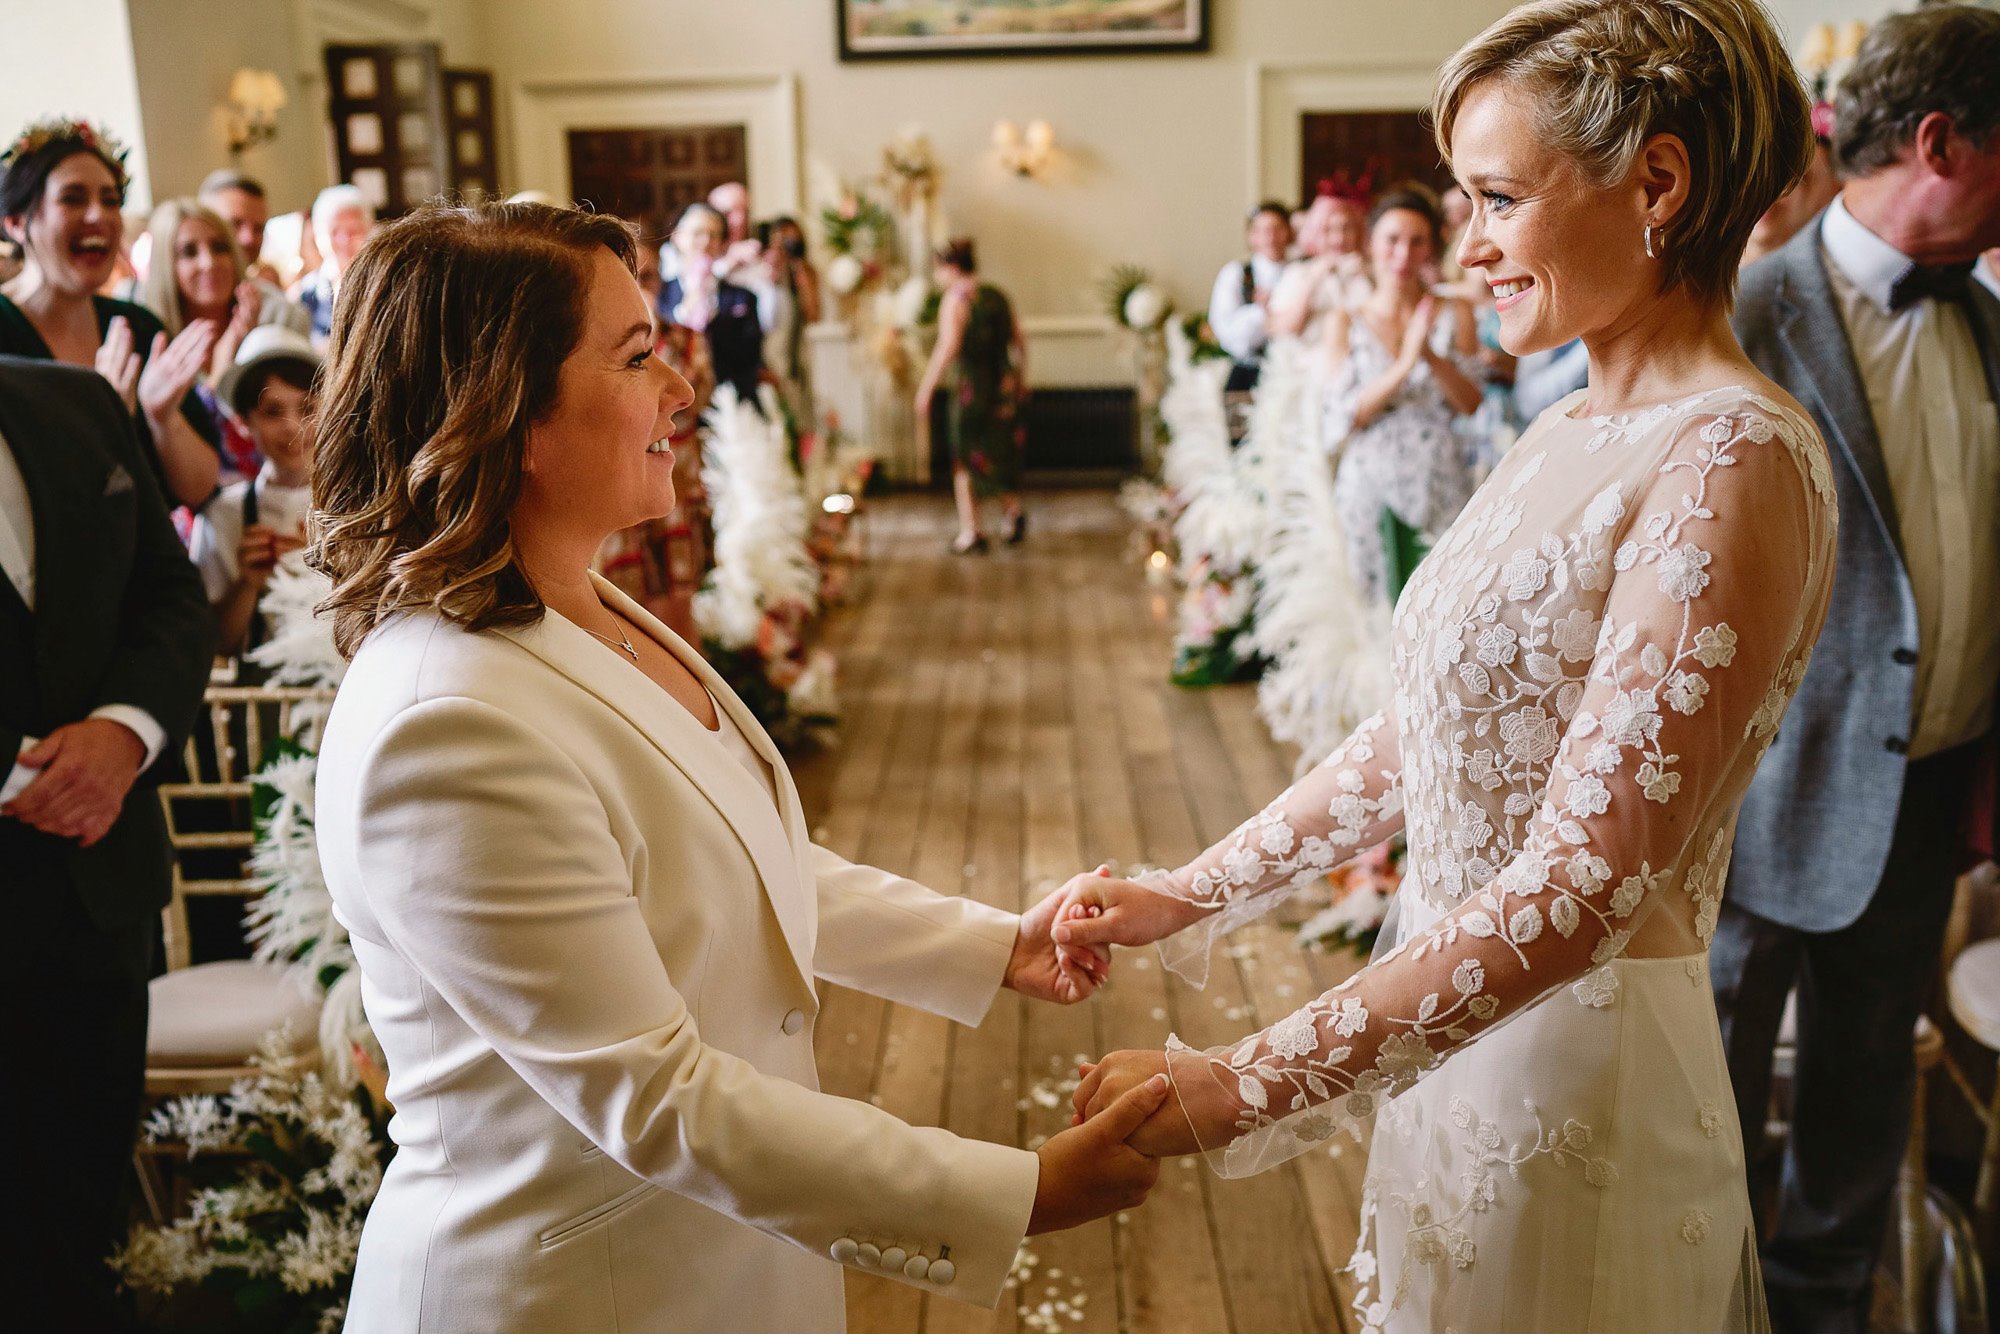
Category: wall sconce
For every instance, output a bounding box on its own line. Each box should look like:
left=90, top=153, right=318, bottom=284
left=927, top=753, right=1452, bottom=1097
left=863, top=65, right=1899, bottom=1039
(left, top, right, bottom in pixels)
left=226, top=68, right=287, bottom=158
left=992, top=119, right=1055, bottom=178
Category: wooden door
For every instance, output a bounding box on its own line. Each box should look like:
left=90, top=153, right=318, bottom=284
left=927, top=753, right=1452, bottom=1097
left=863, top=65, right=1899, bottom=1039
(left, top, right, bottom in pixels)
left=1300, top=110, right=1451, bottom=203
left=566, top=125, right=748, bottom=251
left=323, top=42, right=450, bottom=218
left=443, top=70, right=499, bottom=203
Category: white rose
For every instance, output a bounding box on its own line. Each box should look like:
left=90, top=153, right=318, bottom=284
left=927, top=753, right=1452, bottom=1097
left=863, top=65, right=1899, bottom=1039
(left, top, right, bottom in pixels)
left=1123, top=283, right=1168, bottom=330
left=892, top=275, right=932, bottom=328
left=826, top=253, right=865, bottom=294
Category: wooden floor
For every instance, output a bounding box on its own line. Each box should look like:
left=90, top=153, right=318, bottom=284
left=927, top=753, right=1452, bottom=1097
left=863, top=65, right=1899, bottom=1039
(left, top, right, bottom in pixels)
left=790, top=489, right=1369, bottom=1334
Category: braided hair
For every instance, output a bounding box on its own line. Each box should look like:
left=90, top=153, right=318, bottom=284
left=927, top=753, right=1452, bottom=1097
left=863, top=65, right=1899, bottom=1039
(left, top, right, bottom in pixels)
left=1432, top=0, right=1812, bottom=309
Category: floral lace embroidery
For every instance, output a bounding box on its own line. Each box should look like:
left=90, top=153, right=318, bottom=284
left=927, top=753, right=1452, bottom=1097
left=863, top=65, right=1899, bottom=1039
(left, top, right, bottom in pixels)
left=1150, top=394, right=1837, bottom=1184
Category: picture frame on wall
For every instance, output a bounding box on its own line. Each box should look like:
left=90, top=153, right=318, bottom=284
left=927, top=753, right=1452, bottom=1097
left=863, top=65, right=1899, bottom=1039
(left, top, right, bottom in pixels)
left=836, top=0, right=1210, bottom=61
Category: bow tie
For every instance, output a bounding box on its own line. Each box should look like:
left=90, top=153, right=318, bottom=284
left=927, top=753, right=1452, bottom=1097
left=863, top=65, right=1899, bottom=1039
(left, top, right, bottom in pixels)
left=1888, top=260, right=1975, bottom=312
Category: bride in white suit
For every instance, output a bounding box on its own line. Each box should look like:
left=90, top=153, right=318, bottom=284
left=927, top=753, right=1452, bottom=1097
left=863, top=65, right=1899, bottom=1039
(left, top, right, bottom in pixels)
left=307, top=202, right=1172, bottom=1334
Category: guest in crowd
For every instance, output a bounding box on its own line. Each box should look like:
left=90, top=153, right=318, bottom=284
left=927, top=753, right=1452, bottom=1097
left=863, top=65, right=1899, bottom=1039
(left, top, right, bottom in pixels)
left=1269, top=190, right=1368, bottom=341
left=0, top=355, right=214, bottom=1332
left=1721, top=9, right=2000, bottom=1333
left=307, top=201, right=1156, bottom=1332
left=1208, top=201, right=1293, bottom=391
left=0, top=118, right=221, bottom=509
left=709, top=179, right=763, bottom=280
left=1511, top=335, right=1591, bottom=422
left=296, top=183, right=375, bottom=345
left=136, top=198, right=307, bottom=379
left=759, top=214, right=821, bottom=435
left=1740, top=104, right=1841, bottom=270
left=914, top=237, right=1028, bottom=555
left=190, top=326, right=319, bottom=658
left=661, top=200, right=767, bottom=409
left=1322, top=187, right=1484, bottom=606
left=198, top=168, right=282, bottom=289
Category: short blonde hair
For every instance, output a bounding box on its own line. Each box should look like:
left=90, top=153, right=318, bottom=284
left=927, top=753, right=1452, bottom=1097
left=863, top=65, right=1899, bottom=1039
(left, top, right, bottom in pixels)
left=135, top=198, right=245, bottom=338
left=1433, top=0, right=1812, bottom=309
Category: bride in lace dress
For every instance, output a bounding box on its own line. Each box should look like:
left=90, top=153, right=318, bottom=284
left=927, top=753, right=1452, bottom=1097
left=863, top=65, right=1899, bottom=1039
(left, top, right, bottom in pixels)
left=1056, top=4, right=1828, bottom=1331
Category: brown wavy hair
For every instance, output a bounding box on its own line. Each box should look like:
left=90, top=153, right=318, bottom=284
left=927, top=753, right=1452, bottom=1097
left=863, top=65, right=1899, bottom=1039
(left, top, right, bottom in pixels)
left=308, top=201, right=638, bottom=658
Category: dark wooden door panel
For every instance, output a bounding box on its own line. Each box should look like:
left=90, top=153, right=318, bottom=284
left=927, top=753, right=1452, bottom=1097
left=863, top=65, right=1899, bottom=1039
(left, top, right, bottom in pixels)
left=1300, top=110, right=1450, bottom=202
left=567, top=125, right=747, bottom=249
left=443, top=69, right=499, bottom=203
left=323, top=42, right=450, bottom=218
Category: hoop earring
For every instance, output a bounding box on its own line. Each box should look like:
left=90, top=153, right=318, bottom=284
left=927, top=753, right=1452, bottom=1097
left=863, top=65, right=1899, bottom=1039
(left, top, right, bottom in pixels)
left=1644, top=223, right=1658, bottom=259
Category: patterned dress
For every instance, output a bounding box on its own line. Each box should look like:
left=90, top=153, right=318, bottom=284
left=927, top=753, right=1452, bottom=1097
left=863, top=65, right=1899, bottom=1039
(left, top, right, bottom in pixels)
left=944, top=284, right=1026, bottom=496
left=1147, top=386, right=1837, bottom=1333
left=1326, top=308, right=1482, bottom=606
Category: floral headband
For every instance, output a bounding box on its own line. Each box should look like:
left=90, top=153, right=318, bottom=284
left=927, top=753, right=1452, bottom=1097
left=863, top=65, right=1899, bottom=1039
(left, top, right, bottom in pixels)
left=0, top=117, right=131, bottom=188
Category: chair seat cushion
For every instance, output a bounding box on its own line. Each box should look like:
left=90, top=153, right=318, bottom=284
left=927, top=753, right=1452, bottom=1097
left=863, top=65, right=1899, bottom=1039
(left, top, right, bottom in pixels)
left=148, top=960, right=321, bottom=1068
left=1949, top=938, right=2000, bottom=1051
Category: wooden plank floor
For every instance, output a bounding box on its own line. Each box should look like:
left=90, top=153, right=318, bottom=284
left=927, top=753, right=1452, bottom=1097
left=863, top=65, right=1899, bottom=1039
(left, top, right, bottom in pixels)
left=790, top=489, right=1369, bottom=1334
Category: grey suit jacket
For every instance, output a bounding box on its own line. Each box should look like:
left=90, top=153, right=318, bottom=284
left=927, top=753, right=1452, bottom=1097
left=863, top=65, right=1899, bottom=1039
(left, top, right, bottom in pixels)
left=1727, top=211, right=2000, bottom=932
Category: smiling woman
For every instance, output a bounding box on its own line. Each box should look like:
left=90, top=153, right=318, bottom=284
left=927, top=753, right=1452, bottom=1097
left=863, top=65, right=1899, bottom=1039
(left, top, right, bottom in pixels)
left=305, top=199, right=1165, bottom=1334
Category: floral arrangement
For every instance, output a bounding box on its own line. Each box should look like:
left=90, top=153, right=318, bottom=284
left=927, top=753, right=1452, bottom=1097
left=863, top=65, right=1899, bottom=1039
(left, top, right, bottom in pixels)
left=820, top=190, right=897, bottom=293
left=696, top=385, right=841, bottom=746
left=112, top=1038, right=390, bottom=1334
left=880, top=126, right=941, bottom=214
left=1170, top=556, right=1262, bottom=686
left=1098, top=264, right=1171, bottom=334
left=1295, top=838, right=1405, bottom=959
left=1, top=115, right=131, bottom=186
left=1178, top=310, right=1228, bottom=363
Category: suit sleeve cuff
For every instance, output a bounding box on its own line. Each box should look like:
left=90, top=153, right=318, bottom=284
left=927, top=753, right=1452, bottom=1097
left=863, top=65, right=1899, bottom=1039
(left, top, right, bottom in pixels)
left=89, top=705, right=167, bottom=770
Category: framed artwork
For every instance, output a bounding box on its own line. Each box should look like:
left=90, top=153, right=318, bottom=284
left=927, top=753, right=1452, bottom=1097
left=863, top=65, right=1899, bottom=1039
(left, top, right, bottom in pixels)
left=836, top=0, right=1210, bottom=61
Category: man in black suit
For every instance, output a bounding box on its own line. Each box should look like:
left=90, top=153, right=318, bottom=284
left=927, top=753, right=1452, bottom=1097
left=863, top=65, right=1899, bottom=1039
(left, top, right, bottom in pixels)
left=0, top=355, right=214, bottom=1329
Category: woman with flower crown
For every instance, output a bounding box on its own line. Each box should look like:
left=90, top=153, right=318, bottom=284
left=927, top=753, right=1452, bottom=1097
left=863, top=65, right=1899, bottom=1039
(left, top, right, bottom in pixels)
left=0, top=118, right=221, bottom=510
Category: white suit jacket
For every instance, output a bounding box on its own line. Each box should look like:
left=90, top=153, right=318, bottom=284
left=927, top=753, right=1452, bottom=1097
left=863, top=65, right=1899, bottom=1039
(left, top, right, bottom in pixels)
left=316, top=576, right=1040, bottom=1333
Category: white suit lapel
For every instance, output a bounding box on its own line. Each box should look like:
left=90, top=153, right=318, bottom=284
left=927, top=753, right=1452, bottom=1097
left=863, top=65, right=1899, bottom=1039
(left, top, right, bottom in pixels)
left=498, top=579, right=816, bottom=990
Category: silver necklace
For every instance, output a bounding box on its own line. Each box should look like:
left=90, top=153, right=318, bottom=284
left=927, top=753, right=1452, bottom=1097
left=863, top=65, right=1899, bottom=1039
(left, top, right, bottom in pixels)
left=583, top=617, right=639, bottom=663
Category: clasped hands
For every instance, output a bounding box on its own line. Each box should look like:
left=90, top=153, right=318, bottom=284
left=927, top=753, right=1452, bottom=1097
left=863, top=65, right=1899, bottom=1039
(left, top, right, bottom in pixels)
left=1, top=718, right=146, bottom=847
left=1003, top=870, right=1222, bottom=1230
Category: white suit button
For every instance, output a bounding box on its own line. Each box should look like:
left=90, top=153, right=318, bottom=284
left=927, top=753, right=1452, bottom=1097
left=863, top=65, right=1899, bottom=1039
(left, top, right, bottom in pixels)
left=880, top=1246, right=908, bottom=1272
left=856, top=1242, right=881, bottom=1268
left=830, top=1237, right=858, bottom=1264
left=928, top=1258, right=956, bottom=1286
left=782, top=1009, right=806, bottom=1035
left=902, top=1254, right=930, bottom=1280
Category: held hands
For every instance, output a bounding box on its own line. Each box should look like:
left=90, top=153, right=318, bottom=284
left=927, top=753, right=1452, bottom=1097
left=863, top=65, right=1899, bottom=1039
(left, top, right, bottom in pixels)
left=1050, top=867, right=1207, bottom=979
left=1028, top=1073, right=1170, bottom=1234
left=0, top=718, right=146, bottom=847
left=1073, top=1052, right=1209, bottom=1159
left=1006, top=884, right=1112, bottom=1004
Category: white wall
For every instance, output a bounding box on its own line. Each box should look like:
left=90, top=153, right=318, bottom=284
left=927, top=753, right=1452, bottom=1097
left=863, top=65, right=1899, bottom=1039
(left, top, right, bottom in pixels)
left=474, top=0, right=1902, bottom=376
left=0, top=0, right=154, bottom=208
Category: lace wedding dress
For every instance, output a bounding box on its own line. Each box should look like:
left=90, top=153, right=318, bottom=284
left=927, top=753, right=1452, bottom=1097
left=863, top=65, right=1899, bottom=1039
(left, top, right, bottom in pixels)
left=1145, top=385, right=1836, bottom=1334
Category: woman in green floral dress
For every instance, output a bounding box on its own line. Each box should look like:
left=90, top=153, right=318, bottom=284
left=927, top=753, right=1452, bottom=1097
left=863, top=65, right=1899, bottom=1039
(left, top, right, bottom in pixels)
left=915, top=238, right=1027, bottom=553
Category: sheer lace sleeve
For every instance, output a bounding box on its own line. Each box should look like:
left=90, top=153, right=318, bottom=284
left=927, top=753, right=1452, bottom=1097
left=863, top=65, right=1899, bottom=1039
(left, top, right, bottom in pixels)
left=1141, top=710, right=1405, bottom=988
left=1166, top=402, right=1836, bottom=1176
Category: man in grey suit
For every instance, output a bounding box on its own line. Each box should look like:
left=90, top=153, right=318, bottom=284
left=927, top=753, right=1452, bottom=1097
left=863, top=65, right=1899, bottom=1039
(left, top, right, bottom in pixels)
left=1721, top=8, right=2000, bottom=1332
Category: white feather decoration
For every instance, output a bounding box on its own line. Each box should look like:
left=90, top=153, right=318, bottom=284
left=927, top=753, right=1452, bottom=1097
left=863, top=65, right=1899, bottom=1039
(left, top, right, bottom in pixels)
left=1246, top=338, right=1393, bottom=769
left=695, top=385, right=821, bottom=650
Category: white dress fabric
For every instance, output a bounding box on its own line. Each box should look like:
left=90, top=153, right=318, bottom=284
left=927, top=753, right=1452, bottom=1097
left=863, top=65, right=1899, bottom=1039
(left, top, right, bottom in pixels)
left=1148, top=386, right=1838, bottom=1334
left=1326, top=308, right=1483, bottom=605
